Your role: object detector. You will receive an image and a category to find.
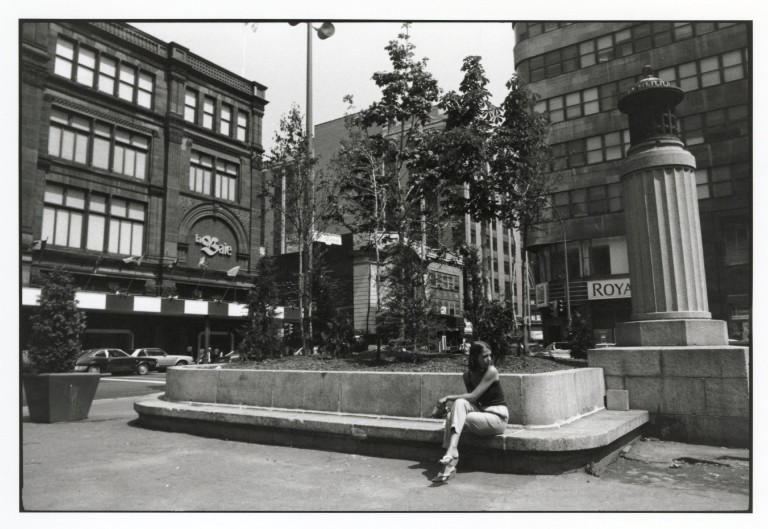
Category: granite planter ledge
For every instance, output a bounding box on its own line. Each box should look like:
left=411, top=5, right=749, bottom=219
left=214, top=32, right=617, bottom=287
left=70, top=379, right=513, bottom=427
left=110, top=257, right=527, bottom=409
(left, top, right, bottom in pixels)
left=164, top=366, right=607, bottom=427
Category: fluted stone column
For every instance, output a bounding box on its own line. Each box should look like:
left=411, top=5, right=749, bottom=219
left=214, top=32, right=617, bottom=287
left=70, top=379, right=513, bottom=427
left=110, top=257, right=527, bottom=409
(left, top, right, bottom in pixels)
left=614, top=68, right=727, bottom=346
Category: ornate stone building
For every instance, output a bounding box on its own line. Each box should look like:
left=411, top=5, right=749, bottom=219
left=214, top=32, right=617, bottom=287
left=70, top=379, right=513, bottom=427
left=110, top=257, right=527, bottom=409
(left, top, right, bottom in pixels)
left=20, top=22, right=269, bottom=353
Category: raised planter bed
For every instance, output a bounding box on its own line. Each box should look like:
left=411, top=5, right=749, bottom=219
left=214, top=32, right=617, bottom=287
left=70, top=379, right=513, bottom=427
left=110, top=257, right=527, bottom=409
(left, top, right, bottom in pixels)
left=165, top=366, right=606, bottom=427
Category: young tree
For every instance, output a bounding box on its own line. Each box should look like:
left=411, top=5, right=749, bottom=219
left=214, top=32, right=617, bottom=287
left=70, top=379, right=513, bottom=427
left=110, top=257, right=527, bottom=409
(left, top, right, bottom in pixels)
left=238, top=257, right=282, bottom=360
left=414, top=61, right=558, bottom=353
left=376, top=243, right=445, bottom=358
left=265, top=105, right=340, bottom=356
left=27, top=268, right=87, bottom=373
left=333, top=25, right=449, bottom=356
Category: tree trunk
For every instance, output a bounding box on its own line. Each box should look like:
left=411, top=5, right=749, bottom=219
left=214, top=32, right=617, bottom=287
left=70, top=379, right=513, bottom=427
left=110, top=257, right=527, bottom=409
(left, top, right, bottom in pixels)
left=298, top=244, right=308, bottom=356
left=522, top=250, right=530, bottom=356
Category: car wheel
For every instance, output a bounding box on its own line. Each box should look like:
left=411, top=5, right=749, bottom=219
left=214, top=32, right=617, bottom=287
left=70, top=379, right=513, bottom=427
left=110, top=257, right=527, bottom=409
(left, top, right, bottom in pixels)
left=87, top=365, right=101, bottom=374
left=137, top=363, right=150, bottom=375
left=176, top=360, right=188, bottom=366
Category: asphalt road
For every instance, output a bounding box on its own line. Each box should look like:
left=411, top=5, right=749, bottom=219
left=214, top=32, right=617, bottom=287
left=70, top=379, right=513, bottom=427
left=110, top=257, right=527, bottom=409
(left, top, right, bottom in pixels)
left=20, top=388, right=752, bottom=514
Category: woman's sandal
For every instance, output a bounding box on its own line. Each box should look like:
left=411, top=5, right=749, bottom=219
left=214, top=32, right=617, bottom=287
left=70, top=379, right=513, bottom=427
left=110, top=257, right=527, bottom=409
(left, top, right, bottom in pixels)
left=432, top=456, right=459, bottom=483
left=438, top=455, right=458, bottom=465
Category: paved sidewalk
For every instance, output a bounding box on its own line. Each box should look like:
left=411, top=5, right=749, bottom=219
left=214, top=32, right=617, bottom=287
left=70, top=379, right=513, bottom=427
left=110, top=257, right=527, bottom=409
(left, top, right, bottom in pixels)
left=20, top=395, right=751, bottom=512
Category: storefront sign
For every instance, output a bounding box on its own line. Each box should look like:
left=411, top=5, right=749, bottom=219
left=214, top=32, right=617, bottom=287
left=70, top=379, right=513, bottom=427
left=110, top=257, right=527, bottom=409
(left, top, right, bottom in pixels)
left=535, top=283, right=549, bottom=307
left=587, top=278, right=631, bottom=300
left=313, top=231, right=342, bottom=246
left=195, top=234, right=233, bottom=257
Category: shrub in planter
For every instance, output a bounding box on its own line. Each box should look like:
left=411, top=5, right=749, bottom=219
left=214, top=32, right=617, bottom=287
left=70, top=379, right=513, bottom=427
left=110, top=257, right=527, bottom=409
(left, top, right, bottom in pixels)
left=23, top=268, right=99, bottom=423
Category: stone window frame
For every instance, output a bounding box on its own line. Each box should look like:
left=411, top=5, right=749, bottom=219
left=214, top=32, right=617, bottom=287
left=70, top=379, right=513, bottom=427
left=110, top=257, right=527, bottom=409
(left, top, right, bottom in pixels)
left=53, top=35, right=155, bottom=110
left=48, top=106, right=151, bottom=180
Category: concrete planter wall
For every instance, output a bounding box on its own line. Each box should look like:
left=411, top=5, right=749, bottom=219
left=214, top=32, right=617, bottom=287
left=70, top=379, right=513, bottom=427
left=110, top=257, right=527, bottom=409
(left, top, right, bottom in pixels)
left=589, top=346, right=749, bottom=447
left=165, top=367, right=605, bottom=427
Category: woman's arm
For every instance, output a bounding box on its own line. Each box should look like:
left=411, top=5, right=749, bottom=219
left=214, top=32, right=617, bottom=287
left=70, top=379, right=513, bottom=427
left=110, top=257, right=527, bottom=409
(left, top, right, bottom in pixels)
left=439, top=367, right=499, bottom=405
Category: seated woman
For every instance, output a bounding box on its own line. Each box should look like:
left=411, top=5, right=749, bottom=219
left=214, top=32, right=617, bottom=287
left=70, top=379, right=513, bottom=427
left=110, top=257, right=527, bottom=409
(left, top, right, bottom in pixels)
left=433, top=341, right=509, bottom=483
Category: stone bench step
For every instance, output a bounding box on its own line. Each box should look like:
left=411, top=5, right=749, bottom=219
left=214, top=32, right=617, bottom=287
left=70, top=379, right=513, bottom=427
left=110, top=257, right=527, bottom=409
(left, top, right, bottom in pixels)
left=134, top=396, right=648, bottom=474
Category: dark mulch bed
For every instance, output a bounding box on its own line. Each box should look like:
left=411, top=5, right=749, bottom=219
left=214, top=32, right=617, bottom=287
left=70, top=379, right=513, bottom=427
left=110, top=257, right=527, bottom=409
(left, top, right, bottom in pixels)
left=225, top=350, right=586, bottom=374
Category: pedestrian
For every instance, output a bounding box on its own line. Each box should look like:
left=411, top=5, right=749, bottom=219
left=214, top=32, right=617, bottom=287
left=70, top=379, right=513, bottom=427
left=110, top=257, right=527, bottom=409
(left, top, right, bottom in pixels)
left=433, top=341, right=509, bottom=483
left=186, top=346, right=193, bottom=358
left=205, top=346, right=212, bottom=364
left=197, top=348, right=205, bottom=364
left=213, top=348, right=220, bottom=363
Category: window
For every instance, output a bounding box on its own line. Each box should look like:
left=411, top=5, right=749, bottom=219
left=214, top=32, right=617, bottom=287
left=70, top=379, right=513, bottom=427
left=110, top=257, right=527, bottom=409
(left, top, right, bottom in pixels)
left=42, top=184, right=129, bottom=253
left=113, top=129, right=149, bottom=180
left=137, top=72, right=153, bottom=108
left=220, top=104, right=232, bottom=136
left=695, top=163, right=749, bottom=200
left=570, top=189, right=587, bottom=217
left=86, top=194, right=106, bottom=251
left=590, top=246, right=611, bottom=276
left=521, top=23, right=746, bottom=83
left=588, top=185, right=608, bottom=214
left=215, top=160, right=238, bottom=201
left=53, top=37, right=154, bottom=108
left=236, top=112, right=248, bottom=141
left=184, top=89, right=197, bottom=123
left=607, top=183, right=622, bottom=212
left=189, top=152, right=213, bottom=195
left=108, top=198, right=145, bottom=256
left=552, top=130, right=630, bottom=169
left=76, top=46, right=96, bottom=87
left=98, top=56, right=116, bottom=95
left=203, top=96, right=215, bottom=130
left=681, top=104, right=749, bottom=146
left=54, top=37, right=75, bottom=78
left=657, top=49, right=747, bottom=92
left=42, top=184, right=84, bottom=248
left=48, top=108, right=89, bottom=165
left=47, top=107, right=150, bottom=179
left=723, top=220, right=749, bottom=266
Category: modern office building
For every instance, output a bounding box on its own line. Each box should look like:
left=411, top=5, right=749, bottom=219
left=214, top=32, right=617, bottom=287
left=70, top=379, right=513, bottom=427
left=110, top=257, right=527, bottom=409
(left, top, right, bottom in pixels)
left=20, top=22, right=269, bottom=354
left=514, top=22, right=751, bottom=344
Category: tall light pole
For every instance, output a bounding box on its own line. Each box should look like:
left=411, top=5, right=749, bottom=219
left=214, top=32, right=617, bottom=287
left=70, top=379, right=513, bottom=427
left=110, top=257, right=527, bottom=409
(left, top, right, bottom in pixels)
left=546, top=199, right=571, bottom=330
left=290, top=21, right=335, bottom=346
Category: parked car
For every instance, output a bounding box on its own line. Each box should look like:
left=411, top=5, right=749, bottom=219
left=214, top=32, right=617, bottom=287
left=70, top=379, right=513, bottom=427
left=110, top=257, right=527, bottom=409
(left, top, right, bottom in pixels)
left=74, top=348, right=157, bottom=375
left=545, top=341, right=572, bottom=358
left=130, top=348, right=193, bottom=371
left=215, top=351, right=240, bottom=364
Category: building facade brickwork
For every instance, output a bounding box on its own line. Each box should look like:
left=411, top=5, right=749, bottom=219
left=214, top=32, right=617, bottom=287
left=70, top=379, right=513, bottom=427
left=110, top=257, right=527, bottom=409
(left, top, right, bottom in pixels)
left=20, top=21, right=269, bottom=354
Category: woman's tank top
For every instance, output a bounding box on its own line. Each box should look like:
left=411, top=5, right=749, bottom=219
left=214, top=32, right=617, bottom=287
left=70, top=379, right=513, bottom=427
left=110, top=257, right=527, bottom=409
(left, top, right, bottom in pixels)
left=463, top=371, right=507, bottom=408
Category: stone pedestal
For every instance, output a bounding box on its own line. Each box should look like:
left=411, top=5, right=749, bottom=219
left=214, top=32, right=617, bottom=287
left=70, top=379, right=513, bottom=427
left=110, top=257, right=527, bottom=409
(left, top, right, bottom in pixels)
left=588, top=67, right=749, bottom=447
left=589, top=346, right=749, bottom=447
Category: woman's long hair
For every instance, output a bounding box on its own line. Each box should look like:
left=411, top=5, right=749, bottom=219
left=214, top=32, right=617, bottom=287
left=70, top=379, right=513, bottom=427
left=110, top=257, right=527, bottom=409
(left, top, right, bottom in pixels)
left=467, top=341, right=493, bottom=373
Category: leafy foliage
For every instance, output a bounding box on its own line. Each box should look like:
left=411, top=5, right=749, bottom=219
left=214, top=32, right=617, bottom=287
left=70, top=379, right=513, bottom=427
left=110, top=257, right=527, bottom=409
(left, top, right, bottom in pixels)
left=264, top=105, right=340, bottom=355
left=27, top=268, right=87, bottom=373
left=332, top=25, right=451, bottom=356
left=376, top=243, right=445, bottom=354
left=473, top=300, right=518, bottom=363
left=567, top=310, right=595, bottom=359
left=239, top=257, right=282, bottom=360
left=411, top=58, right=558, bottom=352
left=311, top=250, right=354, bottom=358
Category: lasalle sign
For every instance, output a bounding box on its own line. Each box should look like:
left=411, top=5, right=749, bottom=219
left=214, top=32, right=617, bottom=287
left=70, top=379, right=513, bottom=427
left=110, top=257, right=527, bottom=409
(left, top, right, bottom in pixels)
left=195, top=234, right=233, bottom=257
left=587, top=278, right=631, bottom=300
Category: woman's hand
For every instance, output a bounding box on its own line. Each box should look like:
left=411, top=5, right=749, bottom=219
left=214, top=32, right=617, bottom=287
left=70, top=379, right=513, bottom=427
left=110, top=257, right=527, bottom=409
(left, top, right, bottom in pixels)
left=438, top=397, right=448, bottom=405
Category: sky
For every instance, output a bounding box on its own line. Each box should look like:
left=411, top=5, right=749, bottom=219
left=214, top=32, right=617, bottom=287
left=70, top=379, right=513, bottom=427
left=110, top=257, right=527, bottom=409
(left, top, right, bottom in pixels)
left=130, top=21, right=516, bottom=155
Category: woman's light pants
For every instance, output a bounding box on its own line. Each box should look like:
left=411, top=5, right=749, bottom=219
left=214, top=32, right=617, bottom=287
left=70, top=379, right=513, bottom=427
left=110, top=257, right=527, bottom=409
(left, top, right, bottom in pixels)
left=442, top=398, right=509, bottom=449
